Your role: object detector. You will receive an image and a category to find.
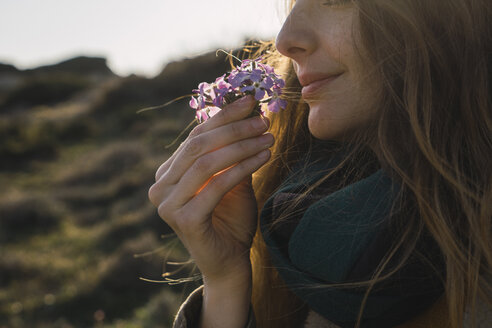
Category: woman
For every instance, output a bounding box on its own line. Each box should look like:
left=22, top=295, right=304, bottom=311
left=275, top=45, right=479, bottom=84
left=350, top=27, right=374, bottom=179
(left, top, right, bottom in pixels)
left=148, top=0, right=492, bottom=327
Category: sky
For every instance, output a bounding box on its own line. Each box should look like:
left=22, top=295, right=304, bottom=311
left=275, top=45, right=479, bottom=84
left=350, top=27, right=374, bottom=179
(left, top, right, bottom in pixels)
left=0, top=0, right=287, bottom=77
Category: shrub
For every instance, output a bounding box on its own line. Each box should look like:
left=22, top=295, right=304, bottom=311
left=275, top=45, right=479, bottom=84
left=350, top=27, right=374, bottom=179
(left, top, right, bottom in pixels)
left=57, top=142, right=146, bottom=187
left=0, top=74, right=90, bottom=111
left=0, top=194, right=62, bottom=243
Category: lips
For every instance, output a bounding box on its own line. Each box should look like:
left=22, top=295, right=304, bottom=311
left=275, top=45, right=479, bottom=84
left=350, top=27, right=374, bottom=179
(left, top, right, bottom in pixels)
left=299, top=73, right=342, bottom=98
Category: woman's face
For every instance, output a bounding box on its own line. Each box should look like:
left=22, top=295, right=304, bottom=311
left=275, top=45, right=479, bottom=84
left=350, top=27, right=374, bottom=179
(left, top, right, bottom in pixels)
left=276, top=0, right=377, bottom=141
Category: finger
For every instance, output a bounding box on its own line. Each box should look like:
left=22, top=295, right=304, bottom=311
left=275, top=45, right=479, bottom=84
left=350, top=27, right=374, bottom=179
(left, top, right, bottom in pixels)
left=154, top=95, right=258, bottom=182
left=151, top=128, right=269, bottom=207
left=185, top=148, right=271, bottom=221
left=148, top=176, right=174, bottom=207
left=171, top=133, right=274, bottom=206
left=154, top=142, right=186, bottom=181
left=191, top=95, right=257, bottom=136
left=162, top=115, right=270, bottom=184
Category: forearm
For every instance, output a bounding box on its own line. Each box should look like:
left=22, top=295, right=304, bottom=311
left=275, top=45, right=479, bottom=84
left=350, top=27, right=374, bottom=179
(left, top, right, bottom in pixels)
left=200, top=269, right=252, bottom=328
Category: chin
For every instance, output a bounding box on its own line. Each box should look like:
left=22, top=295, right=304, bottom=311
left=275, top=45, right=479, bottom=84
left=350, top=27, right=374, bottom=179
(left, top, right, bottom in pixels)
left=308, top=116, right=342, bottom=141
left=307, top=105, right=345, bottom=141
left=307, top=102, right=371, bottom=141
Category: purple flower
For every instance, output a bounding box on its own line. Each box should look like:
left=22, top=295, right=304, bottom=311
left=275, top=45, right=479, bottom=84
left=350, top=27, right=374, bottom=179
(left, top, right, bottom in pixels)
left=215, top=74, right=231, bottom=93
left=239, top=59, right=252, bottom=69
left=268, top=97, right=287, bottom=113
left=274, top=77, right=285, bottom=89
left=207, top=106, right=221, bottom=118
left=189, top=56, right=287, bottom=122
left=249, top=68, right=263, bottom=83
left=196, top=108, right=208, bottom=122
left=240, top=71, right=271, bottom=100
left=258, top=62, right=274, bottom=75
left=266, top=84, right=287, bottom=113
left=195, top=106, right=222, bottom=123
left=211, top=74, right=232, bottom=107
left=228, top=70, right=250, bottom=89
left=191, top=82, right=213, bottom=110
left=241, top=68, right=275, bottom=101
left=189, top=96, right=199, bottom=109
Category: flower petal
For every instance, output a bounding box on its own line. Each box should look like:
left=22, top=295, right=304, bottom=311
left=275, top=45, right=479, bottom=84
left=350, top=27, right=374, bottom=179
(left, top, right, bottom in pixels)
left=189, top=96, right=198, bottom=109
left=255, top=88, right=265, bottom=101
left=261, top=76, right=274, bottom=89
left=241, top=85, right=255, bottom=93
left=212, top=95, right=223, bottom=107
left=250, top=69, right=263, bottom=82
left=229, top=71, right=250, bottom=89
left=275, top=78, right=285, bottom=88
left=207, top=106, right=222, bottom=118
left=196, top=109, right=209, bottom=123
left=258, top=62, right=274, bottom=74
left=267, top=98, right=287, bottom=112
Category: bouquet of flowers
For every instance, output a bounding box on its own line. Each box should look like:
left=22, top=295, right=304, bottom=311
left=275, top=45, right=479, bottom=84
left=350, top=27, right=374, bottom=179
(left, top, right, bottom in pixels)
left=189, top=56, right=287, bottom=123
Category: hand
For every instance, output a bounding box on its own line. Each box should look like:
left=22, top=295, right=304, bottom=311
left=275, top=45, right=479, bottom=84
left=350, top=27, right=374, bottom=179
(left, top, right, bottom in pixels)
left=148, top=95, right=273, bottom=284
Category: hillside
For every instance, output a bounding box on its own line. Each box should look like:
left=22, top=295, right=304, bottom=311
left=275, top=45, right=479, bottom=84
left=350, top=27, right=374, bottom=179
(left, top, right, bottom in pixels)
left=0, top=50, right=249, bottom=327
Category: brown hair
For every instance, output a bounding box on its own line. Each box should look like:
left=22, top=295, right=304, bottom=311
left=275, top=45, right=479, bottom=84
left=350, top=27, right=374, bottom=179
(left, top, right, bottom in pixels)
left=249, top=0, right=492, bottom=327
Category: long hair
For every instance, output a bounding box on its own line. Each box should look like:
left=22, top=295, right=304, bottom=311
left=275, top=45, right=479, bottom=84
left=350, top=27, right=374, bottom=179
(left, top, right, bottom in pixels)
left=250, top=0, right=492, bottom=327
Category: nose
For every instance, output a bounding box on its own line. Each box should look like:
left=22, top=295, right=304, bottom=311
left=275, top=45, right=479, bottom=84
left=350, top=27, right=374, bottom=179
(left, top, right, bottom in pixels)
left=275, top=4, right=317, bottom=62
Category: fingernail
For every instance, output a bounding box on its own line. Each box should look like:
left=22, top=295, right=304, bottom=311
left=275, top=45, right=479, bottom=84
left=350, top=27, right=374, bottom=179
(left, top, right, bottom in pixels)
left=252, top=116, right=267, bottom=130
left=259, top=133, right=274, bottom=146
left=257, top=149, right=270, bottom=159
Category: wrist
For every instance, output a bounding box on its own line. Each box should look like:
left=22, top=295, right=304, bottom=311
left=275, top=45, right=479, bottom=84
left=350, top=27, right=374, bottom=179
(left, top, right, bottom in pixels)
left=199, top=262, right=252, bottom=328
left=200, top=274, right=252, bottom=328
left=202, top=259, right=252, bottom=291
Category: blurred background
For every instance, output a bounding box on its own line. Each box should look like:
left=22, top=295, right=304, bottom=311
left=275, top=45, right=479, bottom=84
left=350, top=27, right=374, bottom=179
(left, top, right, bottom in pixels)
left=0, top=1, right=285, bottom=327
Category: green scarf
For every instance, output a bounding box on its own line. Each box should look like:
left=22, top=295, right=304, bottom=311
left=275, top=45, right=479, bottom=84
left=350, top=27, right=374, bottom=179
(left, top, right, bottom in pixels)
left=260, top=145, right=445, bottom=327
